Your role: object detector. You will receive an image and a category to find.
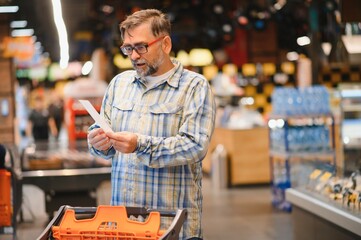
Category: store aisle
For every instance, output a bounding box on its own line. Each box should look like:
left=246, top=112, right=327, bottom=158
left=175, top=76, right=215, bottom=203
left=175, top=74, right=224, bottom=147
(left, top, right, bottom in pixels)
left=13, top=177, right=293, bottom=240
left=202, top=178, right=293, bottom=240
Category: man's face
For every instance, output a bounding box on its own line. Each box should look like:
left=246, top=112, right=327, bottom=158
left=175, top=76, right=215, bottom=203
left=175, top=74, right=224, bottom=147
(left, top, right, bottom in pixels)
left=122, top=23, right=165, bottom=77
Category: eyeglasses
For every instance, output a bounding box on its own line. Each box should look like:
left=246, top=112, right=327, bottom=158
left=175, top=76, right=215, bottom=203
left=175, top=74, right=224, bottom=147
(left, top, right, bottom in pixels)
left=120, top=36, right=164, bottom=56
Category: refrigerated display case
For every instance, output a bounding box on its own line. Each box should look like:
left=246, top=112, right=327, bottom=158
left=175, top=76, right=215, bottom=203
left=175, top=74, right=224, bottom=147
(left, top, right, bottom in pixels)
left=339, top=83, right=361, bottom=175
left=285, top=168, right=361, bottom=240
left=21, top=140, right=111, bottom=218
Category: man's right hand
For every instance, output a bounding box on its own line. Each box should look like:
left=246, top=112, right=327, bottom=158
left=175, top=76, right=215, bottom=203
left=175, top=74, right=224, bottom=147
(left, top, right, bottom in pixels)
left=88, top=128, right=112, bottom=151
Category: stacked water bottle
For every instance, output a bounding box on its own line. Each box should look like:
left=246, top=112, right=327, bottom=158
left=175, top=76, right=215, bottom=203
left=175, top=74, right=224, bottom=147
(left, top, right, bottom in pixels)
left=270, top=85, right=332, bottom=153
left=271, top=85, right=331, bottom=116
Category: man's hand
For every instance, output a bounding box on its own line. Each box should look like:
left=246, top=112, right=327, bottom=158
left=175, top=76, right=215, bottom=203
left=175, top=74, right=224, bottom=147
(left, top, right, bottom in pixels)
left=106, top=131, right=138, bottom=153
left=88, top=128, right=112, bottom=151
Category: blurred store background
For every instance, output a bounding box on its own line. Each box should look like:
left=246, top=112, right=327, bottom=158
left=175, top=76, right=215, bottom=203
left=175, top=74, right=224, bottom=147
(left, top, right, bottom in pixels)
left=1, top=0, right=361, bottom=239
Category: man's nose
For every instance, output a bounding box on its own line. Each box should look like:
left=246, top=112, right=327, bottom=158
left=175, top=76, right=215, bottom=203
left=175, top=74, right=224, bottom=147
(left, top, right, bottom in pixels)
left=130, top=50, right=141, bottom=60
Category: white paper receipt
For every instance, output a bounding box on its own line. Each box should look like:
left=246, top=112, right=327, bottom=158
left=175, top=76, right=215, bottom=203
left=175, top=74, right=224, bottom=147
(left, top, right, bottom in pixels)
left=78, top=100, right=113, bottom=133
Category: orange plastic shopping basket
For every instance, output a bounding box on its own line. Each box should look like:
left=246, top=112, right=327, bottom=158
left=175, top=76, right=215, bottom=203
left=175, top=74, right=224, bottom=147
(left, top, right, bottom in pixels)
left=36, top=205, right=187, bottom=240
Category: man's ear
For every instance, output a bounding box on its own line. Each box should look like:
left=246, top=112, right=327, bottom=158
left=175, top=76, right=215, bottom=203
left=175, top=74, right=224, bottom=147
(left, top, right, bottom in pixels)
left=162, top=36, right=172, bottom=54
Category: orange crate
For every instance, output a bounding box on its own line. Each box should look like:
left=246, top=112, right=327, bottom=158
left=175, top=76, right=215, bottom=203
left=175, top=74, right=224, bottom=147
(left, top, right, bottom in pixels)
left=37, top=205, right=187, bottom=240
left=0, top=169, right=12, bottom=227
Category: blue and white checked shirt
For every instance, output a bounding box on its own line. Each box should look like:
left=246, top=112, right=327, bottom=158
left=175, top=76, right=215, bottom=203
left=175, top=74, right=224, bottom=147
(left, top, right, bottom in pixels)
left=89, top=59, right=216, bottom=239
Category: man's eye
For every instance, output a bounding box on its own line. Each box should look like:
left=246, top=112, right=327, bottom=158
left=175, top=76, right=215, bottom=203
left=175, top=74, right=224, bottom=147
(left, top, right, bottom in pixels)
left=135, top=45, right=146, bottom=51
left=123, top=46, right=133, bottom=51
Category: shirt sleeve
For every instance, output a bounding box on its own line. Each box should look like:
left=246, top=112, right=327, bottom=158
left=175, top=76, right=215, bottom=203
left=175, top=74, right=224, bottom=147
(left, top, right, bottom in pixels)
left=88, top=77, right=117, bottom=160
left=136, top=77, right=216, bottom=168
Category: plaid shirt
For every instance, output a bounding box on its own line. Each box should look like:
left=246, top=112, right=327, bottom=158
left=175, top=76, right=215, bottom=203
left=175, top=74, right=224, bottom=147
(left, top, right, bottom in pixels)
left=89, top=59, right=216, bottom=239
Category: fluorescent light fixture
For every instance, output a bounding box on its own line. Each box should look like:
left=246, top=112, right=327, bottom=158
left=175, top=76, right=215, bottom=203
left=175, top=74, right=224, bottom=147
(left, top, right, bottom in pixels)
left=31, top=36, right=37, bottom=43
left=286, top=51, right=299, bottom=61
left=10, top=20, right=27, bottom=28
left=321, top=42, right=332, bottom=56
left=176, top=50, right=189, bottom=66
left=51, top=0, right=69, bottom=69
left=11, top=29, right=34, bottom=37
left=34, top=42, right=42, bottom=50
left=82, top=61, right=93, bottom=75
left=297, top=36, right=311, bottom=46
left=0, top=6, right=19, bottom=13
left=342, top=35, right=361, bottom=54
left=189, top=48, right=213, bottom=66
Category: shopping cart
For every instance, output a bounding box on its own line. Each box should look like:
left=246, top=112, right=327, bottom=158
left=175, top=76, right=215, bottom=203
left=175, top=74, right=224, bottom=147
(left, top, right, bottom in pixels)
left=37, top=205, right=187, bottom=240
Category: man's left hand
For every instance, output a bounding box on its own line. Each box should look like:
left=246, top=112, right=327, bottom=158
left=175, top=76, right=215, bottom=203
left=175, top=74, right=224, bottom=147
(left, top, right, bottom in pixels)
left=106, top=131, right=138, bottom=153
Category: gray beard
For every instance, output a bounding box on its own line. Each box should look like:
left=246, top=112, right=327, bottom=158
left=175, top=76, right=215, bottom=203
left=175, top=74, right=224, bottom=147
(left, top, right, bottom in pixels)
left=134, top=51, right=165, bottom=77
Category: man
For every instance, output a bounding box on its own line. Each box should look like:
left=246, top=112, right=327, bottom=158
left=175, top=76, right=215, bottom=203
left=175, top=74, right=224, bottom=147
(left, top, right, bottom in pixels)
left=27, top=95, right=57, bottom=142
left=87, top=9, right=215, bottom=240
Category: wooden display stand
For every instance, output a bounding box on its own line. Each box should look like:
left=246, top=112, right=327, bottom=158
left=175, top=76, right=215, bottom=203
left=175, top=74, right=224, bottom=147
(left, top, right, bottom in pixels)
left=203, top=127, right=270, bottom=186
left=0, top=17, right=15, bottom=145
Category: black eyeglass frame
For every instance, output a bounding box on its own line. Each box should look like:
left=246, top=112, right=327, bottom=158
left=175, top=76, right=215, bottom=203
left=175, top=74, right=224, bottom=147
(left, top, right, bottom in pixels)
left=120, top=36, right=165, bottom=56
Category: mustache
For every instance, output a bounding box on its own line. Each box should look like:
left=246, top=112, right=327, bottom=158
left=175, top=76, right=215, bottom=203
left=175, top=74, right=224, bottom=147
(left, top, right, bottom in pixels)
left=132, top=60, right=146, bottom=65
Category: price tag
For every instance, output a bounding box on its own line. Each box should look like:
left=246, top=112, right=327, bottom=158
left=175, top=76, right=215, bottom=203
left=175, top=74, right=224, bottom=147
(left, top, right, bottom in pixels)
left=319, top=172, right=332, bottom=182
left=309, top=169, right=322, bottom=180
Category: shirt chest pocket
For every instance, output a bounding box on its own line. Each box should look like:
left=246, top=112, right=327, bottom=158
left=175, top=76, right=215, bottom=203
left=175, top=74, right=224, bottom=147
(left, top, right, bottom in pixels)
left=149, top=102, right=183, bottom=135
left=111, top=101, right=134, bottom=131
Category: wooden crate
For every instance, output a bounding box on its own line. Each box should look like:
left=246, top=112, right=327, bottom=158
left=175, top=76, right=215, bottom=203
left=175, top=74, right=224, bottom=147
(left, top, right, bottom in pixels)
left=204, top=127, right=270, bottom=185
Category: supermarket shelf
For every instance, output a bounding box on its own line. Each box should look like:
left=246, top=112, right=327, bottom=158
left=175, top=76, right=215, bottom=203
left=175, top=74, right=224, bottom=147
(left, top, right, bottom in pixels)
left=269, top=113, right=334, bottom=120
left=21, top=167, right=111, bottom=178
left=342, top=104, right=361, bottom=112
left=286, top=188, right=361, bottom=237
left=21, top=167, right=112, bottom=218
left=21, top=167, right=111, bottom=191
left=269, top=150, right=335, bottom=161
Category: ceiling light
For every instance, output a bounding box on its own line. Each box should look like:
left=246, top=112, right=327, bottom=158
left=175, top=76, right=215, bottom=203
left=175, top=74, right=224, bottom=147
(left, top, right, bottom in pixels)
left=222, top=24, right=232, bottom=33
left=82, top=61, right=93, bottom=75
left=101, top=5, right=114, bottom=14
left=10, top=20, right=27, bottom=28
left=189, top=49, right=214, bottom=67
left=0, top=6, right=19, bottom=13
left=176, top=50, right=190, bottom=66
left=11, top=29, right=34, bottom=37
left=51, top=0, right=69, bottom=69
left=213, top=4, right=224, bottom=14
left=286, top=51, right=299, bottom=61
left=297, top=36, right=311, bottom=46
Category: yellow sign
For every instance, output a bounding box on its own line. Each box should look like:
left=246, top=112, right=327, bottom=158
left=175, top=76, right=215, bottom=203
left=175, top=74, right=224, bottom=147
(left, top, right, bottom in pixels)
left=1, top=36, right=34, bottom=60
left=319, top=172, right=332, bottom=182
left=309, top=169, right=322, bottom=180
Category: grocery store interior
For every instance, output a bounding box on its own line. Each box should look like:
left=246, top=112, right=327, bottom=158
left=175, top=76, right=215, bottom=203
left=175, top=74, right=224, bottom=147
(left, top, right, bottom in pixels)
left=1, top=0, right=361, bottom=239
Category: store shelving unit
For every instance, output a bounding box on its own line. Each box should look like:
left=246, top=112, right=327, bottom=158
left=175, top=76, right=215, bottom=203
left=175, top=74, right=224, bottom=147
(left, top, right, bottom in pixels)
left=269, top=114, right=336, bottom=211
left=339, top=84, right=361, bottom=175
left=65, top=97, right=102, bottom=142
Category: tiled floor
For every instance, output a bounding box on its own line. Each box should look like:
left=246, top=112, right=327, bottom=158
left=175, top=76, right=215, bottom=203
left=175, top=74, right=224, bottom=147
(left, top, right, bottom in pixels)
left=4, top=176, right=293, bottom=240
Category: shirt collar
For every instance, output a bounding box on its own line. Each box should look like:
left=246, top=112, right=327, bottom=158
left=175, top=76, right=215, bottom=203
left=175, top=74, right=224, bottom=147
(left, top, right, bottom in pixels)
left=132, top=59, right=183, bottom=88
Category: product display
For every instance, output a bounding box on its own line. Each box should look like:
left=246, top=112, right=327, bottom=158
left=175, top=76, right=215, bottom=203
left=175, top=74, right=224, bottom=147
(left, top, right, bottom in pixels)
left=22, top=142, right=111, bottom=170
left=307, top=170, right=361, bottom=210
left=20, top=141, right=111, bottom=219
left=269, top=86, right=336, bottom=211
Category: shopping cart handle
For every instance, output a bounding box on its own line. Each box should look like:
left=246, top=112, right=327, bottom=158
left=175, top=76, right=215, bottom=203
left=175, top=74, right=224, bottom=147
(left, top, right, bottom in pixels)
left=159, top=208, right=187, bottom=240
left=36, top=205, right=71, bottom=240
left=36, top=205, right=187, bottom=240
